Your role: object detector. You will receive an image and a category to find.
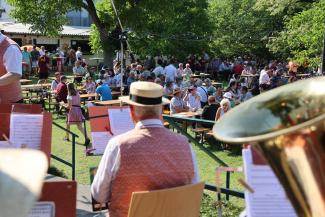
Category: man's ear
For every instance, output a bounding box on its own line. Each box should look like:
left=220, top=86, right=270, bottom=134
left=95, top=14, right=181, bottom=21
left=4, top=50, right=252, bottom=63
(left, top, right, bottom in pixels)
left=129, top=105, right=137, bottom=124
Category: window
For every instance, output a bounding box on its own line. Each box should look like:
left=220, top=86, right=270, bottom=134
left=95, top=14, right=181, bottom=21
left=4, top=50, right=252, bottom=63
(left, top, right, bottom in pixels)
left=12, top=38, right=22, bottom=46
left=71, top=40, right=91, bottom=55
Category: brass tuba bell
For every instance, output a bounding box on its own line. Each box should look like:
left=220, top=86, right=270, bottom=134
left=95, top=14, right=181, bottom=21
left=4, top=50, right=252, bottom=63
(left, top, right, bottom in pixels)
left=213, top=77, right=325, bottom=217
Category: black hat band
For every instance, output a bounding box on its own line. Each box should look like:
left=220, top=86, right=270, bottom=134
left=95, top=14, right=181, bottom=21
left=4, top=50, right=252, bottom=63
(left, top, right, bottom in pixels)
left=130, top=94, right=162, bottom=105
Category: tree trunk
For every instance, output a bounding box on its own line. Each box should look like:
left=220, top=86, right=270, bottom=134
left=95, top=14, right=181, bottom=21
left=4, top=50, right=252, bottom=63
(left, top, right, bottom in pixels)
left=82, top=0, right=114, bottom=68
left=98, top=28, right=114, bottom=69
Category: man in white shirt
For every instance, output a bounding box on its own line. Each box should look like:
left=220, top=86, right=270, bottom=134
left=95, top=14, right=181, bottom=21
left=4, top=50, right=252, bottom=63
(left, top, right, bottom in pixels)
left=91, top=82, right=199, bottom=217
left=39, top=46, right=46, bottom=56
left=196, top=79, right=208, bottom=107
left=0, top=32, right=23, bottom=104
left=170, top=87, right=189, bottom=114
left=164, top=60, right=177, bottom=82
left=259, top=68, right=272, bottom=85
left=152, top=59, right=164, bottom=76
left=259, top=67, right=272, bottom=92
left=75, top=47, right=83, bottom=61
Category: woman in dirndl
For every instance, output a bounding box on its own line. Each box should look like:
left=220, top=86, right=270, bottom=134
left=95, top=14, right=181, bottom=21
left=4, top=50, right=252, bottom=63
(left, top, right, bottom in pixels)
left=65, top=83, right=90, bottom=145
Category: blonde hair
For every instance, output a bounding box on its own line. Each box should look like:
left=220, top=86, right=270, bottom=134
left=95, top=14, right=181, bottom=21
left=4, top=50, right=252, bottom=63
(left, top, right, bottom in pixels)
left=220, top=98, right=230, bottom=108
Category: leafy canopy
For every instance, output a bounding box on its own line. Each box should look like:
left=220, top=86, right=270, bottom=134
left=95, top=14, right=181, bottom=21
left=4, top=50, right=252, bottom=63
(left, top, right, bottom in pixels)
left=8, top=0, right=212, bottom=60
left=268, top=0, right=325, bottom=66
left=6, top=0, right=81, bottom=36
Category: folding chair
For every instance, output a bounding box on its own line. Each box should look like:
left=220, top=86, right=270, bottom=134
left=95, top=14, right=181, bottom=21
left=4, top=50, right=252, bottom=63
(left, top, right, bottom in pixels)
left=128, top=182, right=205, bottom=217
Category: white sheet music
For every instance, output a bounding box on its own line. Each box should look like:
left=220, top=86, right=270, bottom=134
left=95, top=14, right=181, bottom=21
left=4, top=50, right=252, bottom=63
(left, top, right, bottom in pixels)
left=9, top=114, right=43, bottom=149
left=108, top=107, right=134, bottom=135
left=0, top=141, right=12, bottom=149
left=27, top=202, right=55, bottom=217
left=91, top=132, right=113, bottom=155
left=243, top=148, right=297, bottom=217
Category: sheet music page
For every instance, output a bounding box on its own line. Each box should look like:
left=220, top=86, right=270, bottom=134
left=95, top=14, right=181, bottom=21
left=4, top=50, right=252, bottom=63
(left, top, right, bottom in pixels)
left=9, top=114, right=43, bottom=149
left=243, top=148, right=297, bottom=217
left=108, top=107, right=134, bottom=135
left=91, top=132, right=113, bottom=155
left=0, top=141, right=12, bottom=149
left=27, top=201, right=55, bottom=217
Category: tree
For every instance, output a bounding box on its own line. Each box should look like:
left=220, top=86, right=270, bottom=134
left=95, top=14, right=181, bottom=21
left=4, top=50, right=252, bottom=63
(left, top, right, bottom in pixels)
left=254, top=0, right=316, bottom=17
left=7, top=0, right=116, bottom=66
left=208, top=0, right=280, bottom=59
left=90, top=0, right=212, bottom=60
left=267, top=0, right=325, bottom=66
left=7, top=0, right=212, bottom=67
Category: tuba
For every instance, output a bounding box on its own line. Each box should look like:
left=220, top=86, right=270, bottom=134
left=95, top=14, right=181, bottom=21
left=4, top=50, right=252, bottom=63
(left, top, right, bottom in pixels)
left=213, top=77, right=325, bottom=217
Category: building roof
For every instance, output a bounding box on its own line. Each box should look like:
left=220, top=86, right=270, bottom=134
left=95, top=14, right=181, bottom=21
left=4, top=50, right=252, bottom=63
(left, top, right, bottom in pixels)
left=0, top=22, right=90, bottom=37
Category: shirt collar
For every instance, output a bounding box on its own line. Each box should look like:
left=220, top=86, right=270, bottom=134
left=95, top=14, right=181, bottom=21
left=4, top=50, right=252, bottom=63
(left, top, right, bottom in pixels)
left=135, top=119, right=163, bottom=129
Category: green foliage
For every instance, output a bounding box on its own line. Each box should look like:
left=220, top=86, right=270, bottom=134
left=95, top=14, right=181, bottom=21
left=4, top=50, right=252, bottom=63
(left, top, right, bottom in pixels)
left=268, top=0, right=325, bottom=66
left=209, top=0, right=278, bottom=59
left=90, top=0, right=212, bottom=59
left=6, top=0, right=79, bottom=36
left=8, top=0, right=324, bottom=65
left=8, top=0, right=212, bottom=60
left=254, top=0, right=314, bottom=17
left=200, top=194, right=243, bottom=217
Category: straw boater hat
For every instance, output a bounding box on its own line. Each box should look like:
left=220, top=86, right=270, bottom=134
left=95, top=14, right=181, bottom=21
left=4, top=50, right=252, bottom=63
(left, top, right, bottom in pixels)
left=0, top=149, right=48, bottom=217
left=120, top=81, right=170, bottom=107
left=173, top=87, right=182, bottom=95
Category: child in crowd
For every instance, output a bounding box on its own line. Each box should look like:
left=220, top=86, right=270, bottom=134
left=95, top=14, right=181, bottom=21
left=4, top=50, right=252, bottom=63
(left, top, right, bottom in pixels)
left=65, top=83, right=90, bottom=145
left=83, top=76, right=96, bottom=94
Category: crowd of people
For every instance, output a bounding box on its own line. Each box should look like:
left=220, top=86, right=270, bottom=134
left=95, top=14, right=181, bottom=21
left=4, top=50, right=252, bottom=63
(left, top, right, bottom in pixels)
left=92, top=54, right=313, bottom=124
left=22, top=45, right=88, bottom=83
left=1, top=30, right=323, bottom=217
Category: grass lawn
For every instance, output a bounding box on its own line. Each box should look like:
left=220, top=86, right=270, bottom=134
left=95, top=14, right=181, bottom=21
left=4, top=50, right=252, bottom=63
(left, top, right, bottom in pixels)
left=50, top=116, right=245, bottom=217
left=27, top=72, right=244, bottom=216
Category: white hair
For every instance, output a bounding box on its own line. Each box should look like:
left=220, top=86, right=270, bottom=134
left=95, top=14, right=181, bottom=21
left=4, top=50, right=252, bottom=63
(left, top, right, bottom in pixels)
left=220, top=98, right=231, bottom=108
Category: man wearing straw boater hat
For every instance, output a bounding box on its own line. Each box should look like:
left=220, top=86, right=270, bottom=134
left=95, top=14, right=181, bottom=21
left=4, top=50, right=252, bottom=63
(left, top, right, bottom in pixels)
left=91, top=81, right=199, bottom=217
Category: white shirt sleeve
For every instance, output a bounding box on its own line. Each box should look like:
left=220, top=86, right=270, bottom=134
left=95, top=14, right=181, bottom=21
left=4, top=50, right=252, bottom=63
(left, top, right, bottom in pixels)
left=3, top=45, right=22, bottom=75
left=91, top=137, right=121, bottom=203
left=51, top=80, right=58, bottom=90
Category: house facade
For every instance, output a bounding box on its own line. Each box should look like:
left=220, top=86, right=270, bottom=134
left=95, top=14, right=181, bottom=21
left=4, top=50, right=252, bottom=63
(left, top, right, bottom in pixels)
left=0, top=0, right=101, bottom=64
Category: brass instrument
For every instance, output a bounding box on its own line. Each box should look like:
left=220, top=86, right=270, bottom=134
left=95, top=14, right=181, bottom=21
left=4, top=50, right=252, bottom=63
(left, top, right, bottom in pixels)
left=213, top=77, right=325, bottom=217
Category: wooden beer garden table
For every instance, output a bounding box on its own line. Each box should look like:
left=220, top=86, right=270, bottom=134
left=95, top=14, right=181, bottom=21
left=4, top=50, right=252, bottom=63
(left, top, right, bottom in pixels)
left=172, top=110, right=202, bottom=118
left=80, top=93, right=96, bottom=104
left=172, top=110, right=203, bottom=132
left=80, top=93, right=96, bottom=99
left=240, top=74, right=258, bottom=77
left=296, top=73, right=310, bottom=78
left=21, top=83, right=51, bottom=90
left=211, top=82, right=223, bottom=88
left=94, top=99, right=126, bottom=106
left=20, top=79, right=32, bottom=84
left=199, top=73, right=211, bottom=79
left=190, top=74, right=201, bottom=79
